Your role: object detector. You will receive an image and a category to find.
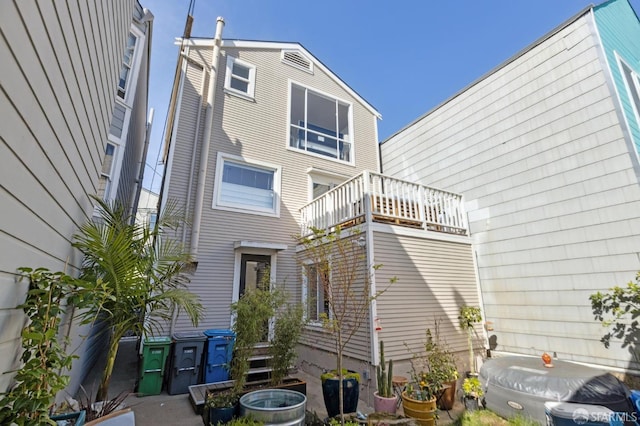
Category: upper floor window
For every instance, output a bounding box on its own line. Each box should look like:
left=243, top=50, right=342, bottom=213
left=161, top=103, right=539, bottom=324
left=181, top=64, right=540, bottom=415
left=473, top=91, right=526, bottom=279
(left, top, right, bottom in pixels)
left=289, top=82, right=353, bottom=163
left=117, top=32, right=137, bottom=100
left=620, top=59, right=640, bottom=125
left=224, top=56, right=256, bottom=99
left=97, top=143, right=116, bottom=201
left=213, top=153, right=281, bottom=217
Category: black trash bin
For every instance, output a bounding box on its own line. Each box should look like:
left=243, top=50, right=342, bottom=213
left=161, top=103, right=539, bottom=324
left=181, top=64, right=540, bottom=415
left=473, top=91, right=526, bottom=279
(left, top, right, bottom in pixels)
left=203, top=329, right=235, bottom=384
left=167, top=330, right=206, bottom=395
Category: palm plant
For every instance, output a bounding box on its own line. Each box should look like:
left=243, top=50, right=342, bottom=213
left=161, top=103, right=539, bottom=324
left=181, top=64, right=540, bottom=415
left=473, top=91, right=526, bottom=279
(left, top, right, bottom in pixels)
left=73, top=196, right=203, bottom=401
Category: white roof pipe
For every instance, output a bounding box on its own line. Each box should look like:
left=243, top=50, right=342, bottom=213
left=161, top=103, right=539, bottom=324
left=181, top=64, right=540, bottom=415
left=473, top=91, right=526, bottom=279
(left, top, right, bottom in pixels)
left=190, top=16, right=225, bottom=262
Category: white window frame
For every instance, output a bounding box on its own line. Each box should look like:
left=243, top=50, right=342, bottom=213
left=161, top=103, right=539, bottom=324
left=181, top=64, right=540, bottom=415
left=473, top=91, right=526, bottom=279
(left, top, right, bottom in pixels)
left=301, top=260, right=331, bottom=327
left=212, top=152, right=281, bottom=217
left=287, top=80, right=355, bottom=165
left=117, top=25, right=145, bottom=105
left=224, top=56, right=256, bottom=100
left=617, top=54, right=640, bottom=137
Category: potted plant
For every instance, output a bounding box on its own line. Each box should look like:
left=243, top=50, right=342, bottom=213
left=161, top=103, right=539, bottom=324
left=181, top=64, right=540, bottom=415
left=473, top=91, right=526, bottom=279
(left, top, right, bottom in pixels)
left=462, top=377, right=483, bottom=411
left=373, top=340, right=397, bottom=414
left=297, top=227, right=394, bottom=423
left=458, top=305, right=482, bottom=376
left=72, top=197, right=204, bottom=402
left=423, top=322, right=458, bottom=410
left=401, top=369, right=440, bottom=426
left=0, top=268, right=87, bottom=426
left=203, top=388, right=239, bottom=425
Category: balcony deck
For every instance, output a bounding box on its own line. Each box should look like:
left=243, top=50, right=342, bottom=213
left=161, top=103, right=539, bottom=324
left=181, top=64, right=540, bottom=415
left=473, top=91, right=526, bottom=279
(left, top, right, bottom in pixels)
left=300, top=171, right=468, bottom=237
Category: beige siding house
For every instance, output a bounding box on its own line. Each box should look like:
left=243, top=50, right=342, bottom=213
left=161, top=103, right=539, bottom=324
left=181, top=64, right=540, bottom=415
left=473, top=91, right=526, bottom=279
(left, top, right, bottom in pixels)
left=162, top=25, right=483, bottom=397
left=381, top=0, right=640, bottom=373
left=0, top=0, right=153, bottom=396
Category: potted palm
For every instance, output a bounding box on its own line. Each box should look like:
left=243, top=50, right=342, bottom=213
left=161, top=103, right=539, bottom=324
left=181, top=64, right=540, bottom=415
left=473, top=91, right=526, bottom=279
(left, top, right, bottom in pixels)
left=458, top=305, right=482, bottom=376
left=373, top=340, right=397, bottom=414
left=72, top=197, right=203, bottom=402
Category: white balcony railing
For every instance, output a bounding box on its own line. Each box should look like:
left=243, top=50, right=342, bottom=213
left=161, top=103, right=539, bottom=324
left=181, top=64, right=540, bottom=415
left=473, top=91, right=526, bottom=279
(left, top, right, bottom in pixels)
left=300, top=171, right=468, bottom=237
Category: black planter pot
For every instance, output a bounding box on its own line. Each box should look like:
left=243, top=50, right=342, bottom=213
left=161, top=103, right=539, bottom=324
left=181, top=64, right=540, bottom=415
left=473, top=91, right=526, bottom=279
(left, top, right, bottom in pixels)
left=321, top=375, right=360, bottom=418
left=463, top=396, right=479, bottom=411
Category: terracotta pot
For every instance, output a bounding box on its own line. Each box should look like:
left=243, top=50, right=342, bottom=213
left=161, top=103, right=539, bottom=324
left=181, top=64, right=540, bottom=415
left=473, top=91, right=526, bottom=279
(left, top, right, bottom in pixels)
left=438, top=380, right=456, bottom=410
left=401, top=391, right=436, bottom=426
left=373, top=391, right=398, bottom=414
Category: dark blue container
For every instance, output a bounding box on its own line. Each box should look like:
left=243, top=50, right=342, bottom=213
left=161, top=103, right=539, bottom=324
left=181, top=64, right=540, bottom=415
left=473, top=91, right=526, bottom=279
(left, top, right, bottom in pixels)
left=321, top=374, right=360, bottom=418
left=203, top=329, right=235, bottom=383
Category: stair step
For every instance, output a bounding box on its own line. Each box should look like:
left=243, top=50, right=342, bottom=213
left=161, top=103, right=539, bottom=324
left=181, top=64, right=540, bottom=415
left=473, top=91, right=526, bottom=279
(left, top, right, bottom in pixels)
left=248, top=354, right=272, bottom=362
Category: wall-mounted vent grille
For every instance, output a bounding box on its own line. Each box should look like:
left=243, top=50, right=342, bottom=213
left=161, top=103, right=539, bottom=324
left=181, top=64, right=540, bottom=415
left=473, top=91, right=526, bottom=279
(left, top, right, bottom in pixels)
left=281, top=50, right=313, bottom=73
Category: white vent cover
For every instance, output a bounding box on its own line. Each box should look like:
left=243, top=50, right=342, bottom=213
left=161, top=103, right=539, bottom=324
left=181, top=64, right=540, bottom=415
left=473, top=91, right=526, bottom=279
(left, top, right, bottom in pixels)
left=281, top=50, right=313, bottom=73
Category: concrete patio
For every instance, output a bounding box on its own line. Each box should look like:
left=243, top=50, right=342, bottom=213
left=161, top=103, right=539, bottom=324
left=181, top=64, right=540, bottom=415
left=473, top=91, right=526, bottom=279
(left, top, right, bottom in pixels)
left=81, top=338, right=464, bottom=425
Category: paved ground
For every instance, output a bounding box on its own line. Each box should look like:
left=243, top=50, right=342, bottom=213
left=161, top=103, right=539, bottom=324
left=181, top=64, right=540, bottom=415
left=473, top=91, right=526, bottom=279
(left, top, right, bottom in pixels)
left=82, top=338, right=464, bottom=425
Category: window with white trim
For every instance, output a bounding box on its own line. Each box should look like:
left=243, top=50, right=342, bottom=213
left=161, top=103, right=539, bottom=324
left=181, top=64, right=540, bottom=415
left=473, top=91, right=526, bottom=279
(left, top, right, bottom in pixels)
left=224, top=56, right=256, bottom=99
left=289, top=82, right=352, bottom=163
left=117, top=32, right=137, bottom=100
left=620, top=59, right=640, bottom=126
left=303, top=262, right=330, bottom=323
left=98, top=143, right=116, bottom=200
left=213, top=154, right=280, bottom=216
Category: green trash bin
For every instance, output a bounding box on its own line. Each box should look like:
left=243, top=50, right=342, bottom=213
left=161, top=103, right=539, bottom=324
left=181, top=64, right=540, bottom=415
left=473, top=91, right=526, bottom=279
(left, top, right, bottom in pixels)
left=139, top=336, right=171, bottom=395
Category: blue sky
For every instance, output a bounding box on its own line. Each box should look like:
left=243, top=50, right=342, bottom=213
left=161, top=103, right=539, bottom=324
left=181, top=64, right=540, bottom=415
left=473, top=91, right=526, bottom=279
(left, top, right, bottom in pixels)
left=140, top=0, right=640, bottom=193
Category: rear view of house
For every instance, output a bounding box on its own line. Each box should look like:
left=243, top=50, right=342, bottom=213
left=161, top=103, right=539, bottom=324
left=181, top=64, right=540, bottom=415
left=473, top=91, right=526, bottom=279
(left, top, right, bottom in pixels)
left=162, top=19, right=484, bottom=390
left=382, top=0, right=640, bottom=373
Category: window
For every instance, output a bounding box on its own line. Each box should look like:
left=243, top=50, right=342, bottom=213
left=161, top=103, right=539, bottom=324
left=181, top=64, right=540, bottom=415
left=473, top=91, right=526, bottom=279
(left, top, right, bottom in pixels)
left=98, top=143, right=116, bottom=200
left=117, top=32, right=137, bottom=99
left=309, top=173, right=345, bottom=200
left=289, top=82, right=352, bottom=162
left=304, top=263, right=330, bottom=323
left=224, top=56, right=256, bottom=99
left=213, top=154, right=281, bottom=216
left=620, top=59, right=640, bottom=124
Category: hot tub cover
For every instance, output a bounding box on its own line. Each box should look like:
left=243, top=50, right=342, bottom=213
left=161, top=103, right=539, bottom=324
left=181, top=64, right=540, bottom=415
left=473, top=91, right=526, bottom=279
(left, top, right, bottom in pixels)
left=479, top=356, right=631, bottom=410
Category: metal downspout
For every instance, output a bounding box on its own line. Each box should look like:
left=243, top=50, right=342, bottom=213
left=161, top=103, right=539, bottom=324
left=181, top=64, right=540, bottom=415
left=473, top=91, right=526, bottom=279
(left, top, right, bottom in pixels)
left=190, top=17, right=225, bottom=263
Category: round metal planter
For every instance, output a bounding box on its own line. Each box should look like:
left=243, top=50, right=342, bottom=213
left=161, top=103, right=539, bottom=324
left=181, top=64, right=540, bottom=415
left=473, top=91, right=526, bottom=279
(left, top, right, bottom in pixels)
left=239, top=389, right=306, bottom=426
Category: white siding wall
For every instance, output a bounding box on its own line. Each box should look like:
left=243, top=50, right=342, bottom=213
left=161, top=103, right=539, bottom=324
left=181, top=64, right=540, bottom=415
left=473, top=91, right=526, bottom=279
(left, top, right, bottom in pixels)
left=372, top=228, right=480, bottom=371
left=0, top=0, right=136, bottom=393
left=166, top=44, right=379, bottom=332
left=381, top=15, right=640, bottom=370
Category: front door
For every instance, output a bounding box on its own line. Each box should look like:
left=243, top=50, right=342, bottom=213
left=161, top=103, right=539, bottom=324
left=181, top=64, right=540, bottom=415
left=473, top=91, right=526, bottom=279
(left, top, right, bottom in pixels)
left=239, top=254, right=271, bottom=341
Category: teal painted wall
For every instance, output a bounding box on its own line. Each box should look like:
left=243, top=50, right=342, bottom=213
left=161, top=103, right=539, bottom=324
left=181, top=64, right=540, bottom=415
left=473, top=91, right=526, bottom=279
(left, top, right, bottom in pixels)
left=594, top=0, right=640, bottom=155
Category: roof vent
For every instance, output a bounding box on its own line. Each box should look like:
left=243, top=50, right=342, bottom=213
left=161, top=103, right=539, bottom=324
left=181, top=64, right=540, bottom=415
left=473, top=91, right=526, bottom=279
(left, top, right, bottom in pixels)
left=281, top=50, right=313, bottom=73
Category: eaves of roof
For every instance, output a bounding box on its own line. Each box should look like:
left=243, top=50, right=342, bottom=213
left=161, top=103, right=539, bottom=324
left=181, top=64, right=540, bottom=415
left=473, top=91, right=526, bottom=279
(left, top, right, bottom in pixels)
left=177, top=37, right=381, bottom=119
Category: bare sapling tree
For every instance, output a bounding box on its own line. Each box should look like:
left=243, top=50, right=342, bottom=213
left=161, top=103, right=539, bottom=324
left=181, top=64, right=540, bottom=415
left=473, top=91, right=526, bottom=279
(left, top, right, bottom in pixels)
left=297, top=226, right=395, bottom=423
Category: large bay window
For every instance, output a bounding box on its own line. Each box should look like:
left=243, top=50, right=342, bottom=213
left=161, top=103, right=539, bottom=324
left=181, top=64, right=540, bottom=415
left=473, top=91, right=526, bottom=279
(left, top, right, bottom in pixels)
left=213, top=153, right=281, bottom=216
left=289, top=82, right=353, bottom=163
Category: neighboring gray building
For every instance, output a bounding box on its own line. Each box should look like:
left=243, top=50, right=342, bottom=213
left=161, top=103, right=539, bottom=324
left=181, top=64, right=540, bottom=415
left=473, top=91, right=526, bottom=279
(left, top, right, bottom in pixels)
left=161, top=23, right=483, bottom=398
left=0, top=1, right=153, bottom=395
left=381, top=0, right=640, bottom=372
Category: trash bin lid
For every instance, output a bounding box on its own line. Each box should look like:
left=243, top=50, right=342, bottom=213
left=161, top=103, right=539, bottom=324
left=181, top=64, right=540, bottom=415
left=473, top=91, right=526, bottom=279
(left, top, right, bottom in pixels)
left=144, top=336, right=171, bottom=345
left=173, top=330, right=205, bottom=341
left=203, top=329, right=235, bottom=338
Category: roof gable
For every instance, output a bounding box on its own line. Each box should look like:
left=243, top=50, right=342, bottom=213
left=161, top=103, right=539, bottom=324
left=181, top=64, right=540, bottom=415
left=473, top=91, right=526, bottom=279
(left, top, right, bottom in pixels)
left=179, top=38, right=381, bottom=118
